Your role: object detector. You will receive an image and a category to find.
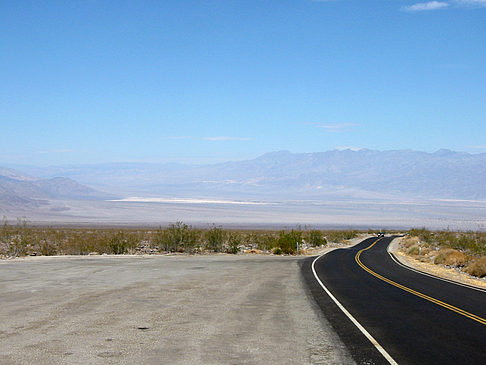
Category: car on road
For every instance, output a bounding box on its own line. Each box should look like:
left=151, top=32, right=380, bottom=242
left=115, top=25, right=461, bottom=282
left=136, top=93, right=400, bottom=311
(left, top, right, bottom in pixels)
left=377, top=232, right=385, bottom=237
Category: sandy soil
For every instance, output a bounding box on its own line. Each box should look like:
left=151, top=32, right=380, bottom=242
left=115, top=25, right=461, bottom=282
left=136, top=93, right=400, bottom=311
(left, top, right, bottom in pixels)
left=388, top=237, right=486, bottom=290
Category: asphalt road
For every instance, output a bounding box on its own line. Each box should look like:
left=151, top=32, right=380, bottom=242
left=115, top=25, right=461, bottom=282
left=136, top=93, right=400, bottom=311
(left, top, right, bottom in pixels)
left=303, top=236, right=486, bottom=365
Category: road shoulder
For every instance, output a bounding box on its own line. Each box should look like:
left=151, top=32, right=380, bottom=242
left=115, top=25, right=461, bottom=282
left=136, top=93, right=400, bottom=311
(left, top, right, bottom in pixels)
left=388, top=237, right=486, bottom=291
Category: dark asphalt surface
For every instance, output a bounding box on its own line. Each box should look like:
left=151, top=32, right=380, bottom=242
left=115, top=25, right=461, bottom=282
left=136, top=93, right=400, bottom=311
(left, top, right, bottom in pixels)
left=302, top=237, right=486, bottom=365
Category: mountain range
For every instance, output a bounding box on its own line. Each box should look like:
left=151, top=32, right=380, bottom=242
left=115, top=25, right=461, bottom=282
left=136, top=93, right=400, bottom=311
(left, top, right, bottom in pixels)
left=4, top=148, right=486, bottom=202
left=0, top=167, right=115, bottom=208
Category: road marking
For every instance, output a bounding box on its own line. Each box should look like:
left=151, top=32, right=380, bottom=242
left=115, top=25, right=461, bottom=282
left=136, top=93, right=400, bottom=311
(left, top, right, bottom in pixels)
left=356, top=239, right=486, bottom=326
left=312, top=251, right=398, bottom=365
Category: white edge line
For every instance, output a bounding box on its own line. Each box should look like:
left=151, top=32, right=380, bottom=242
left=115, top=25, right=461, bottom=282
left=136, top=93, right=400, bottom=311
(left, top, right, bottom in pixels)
left=386, top=242, right=486, bottom=294
left=312, top=253, right=398, bottom=365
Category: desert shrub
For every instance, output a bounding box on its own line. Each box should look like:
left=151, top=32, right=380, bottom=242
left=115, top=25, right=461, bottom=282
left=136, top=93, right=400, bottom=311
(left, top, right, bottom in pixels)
left=402, top=236, right=420, bottom=249
left=108, top=232, right=129, bottom=254
left=226, top=232, right=241, bottom=254
left=419, top=247, right=431, bottom=256
left=435, top=231, right=458, bottom=248
left=407, top=245, right=420, bottom=256
left=39, top=239, right=57, bottom=256
left=408, top=229, right=486, bottom=256
left=464, top=257, right=486, bottom=278
left=260, top=233, right=279, bottom=251
left=326, top=230, right=358, bottom=243
left=205, top=225, right=226, bottom=252
left=0, top=218, right=30, bottom=257
left=306, top=230, right=327, bottom=247
left=277, top=230, right=302, bottom=254
left=454, top=233, right=485, bottom=255
left=409, top=228, right=434, bottom=244
left=434, top=249, right=468, bottom=267
left=272, top=247, right=283, bottom=255
left=243, top=232, right=260, bottom=250
left=156, top=222, right=199, bottom=253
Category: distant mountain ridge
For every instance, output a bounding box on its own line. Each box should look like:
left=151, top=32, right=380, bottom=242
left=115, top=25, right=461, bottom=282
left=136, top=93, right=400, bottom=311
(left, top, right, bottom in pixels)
left=0, top=168, right=116, bottom=208
left=4, top=149, right=486, bottom=201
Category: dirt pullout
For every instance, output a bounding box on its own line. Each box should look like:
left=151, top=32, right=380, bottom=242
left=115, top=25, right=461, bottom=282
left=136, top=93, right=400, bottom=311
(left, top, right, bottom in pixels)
left=388, top=237, right=486, bottom=290
left=0, top=255, right=354, bottom=365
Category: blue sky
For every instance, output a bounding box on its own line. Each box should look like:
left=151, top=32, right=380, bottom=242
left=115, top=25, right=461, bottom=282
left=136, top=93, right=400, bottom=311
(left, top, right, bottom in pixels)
left=1, top=0, right=485, bottom=165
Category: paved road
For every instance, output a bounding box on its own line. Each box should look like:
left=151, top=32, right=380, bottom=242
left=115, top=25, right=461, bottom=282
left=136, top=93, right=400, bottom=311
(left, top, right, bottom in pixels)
left=303, top=236, right=486, bottom=365
left=0, top=255, right=353, bottom=365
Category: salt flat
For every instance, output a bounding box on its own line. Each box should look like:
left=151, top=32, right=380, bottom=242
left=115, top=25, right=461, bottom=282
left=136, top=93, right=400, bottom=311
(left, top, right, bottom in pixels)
left=6, top=197, right=485, bottom=230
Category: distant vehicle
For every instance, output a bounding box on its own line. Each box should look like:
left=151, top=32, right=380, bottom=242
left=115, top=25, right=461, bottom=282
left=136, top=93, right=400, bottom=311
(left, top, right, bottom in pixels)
left=377, top=232, right=385, bottom=237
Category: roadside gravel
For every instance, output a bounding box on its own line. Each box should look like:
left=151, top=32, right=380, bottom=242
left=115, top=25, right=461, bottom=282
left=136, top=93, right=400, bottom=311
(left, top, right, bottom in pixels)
left=0, top=255, right=354, bottom=365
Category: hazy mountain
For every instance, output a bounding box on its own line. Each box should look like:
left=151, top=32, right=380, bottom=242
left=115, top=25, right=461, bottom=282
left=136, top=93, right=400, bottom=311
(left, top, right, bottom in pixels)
left=0, top=167, right=35, bottom=182
left=9, top=149, right=486, bottom=201
left=0, top=168, right=116, bottom=208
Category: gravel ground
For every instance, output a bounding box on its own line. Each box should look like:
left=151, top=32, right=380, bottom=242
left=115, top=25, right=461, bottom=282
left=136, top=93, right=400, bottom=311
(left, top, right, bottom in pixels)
left=0, top=255, right=354, bottom=365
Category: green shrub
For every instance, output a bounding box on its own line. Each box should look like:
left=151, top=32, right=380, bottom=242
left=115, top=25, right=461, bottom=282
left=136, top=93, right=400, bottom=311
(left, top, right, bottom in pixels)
left=227, top=232, right=241, bottom=254
left=326, top=230, right=358, bottom=243
left=272, top=247, right=282, bottom=255
left=277, top=230, right=302, bottom=254
left=205, top=225, right=226, bottom=252
left=306, top=230, right=327, bottom=247
left=108, top=232, right=128, bottom=254
left=156, top=222, right=199, bottom=253
left=409, top=228, right=433, bottom=244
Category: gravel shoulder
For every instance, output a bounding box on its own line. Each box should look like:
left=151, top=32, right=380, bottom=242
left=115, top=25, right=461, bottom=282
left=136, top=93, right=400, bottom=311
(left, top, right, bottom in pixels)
left=0, top=255, right=354, bottom=365
left=388, top=237, right=486, bottom=290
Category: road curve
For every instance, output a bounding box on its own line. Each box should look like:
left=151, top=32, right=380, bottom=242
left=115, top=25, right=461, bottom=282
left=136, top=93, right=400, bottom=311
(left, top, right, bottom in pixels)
left=302, top=236, right=486, bottom=365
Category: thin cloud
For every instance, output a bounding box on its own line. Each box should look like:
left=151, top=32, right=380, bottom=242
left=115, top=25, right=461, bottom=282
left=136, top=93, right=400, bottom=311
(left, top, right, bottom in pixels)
left=311, top=122, right=359, bottom=132
left=203, top=136, right=252, bottom=141
left=402, top=1, right=450, bottom=11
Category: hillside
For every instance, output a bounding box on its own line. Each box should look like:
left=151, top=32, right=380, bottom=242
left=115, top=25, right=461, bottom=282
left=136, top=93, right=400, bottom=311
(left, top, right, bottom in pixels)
left=0, top=168, right=116, bottom=208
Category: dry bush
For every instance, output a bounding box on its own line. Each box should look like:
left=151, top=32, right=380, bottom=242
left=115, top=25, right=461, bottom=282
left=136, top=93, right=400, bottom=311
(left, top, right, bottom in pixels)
left=434, top=249, right=468, bottom=267
left=420, top=247, right=431, bottom=256
left=415, top=248, right=432, bottom=262
left=407, top=245, right=420, bottom=256
left=464, top=257, right=486, bottom=278
left=402, top=236, right=420, bottom=249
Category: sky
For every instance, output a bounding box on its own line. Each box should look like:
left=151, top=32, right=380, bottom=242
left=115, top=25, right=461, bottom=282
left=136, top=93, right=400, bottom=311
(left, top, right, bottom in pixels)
left=1, top=0, right=486, bottom=165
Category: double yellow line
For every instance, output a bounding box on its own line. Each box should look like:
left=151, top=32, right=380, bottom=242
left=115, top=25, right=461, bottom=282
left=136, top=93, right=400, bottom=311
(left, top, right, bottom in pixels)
left=355, top=238, right=486, bottom=326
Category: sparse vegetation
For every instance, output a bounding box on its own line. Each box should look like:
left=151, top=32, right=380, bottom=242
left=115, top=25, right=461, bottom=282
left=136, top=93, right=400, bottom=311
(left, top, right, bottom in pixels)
left=205, top=225, right=226, bottom=252
left=404, top=228, right=486, bottom=278
left=305, top=230, right=327, bottom=247
left=326, top=230, right=358, bottom=243
left=0, top=218, right=365, bottom=258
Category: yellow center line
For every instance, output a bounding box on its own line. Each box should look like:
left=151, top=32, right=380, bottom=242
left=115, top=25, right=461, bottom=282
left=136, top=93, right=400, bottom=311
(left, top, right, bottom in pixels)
left=355, top=238, right=486, bottom=326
